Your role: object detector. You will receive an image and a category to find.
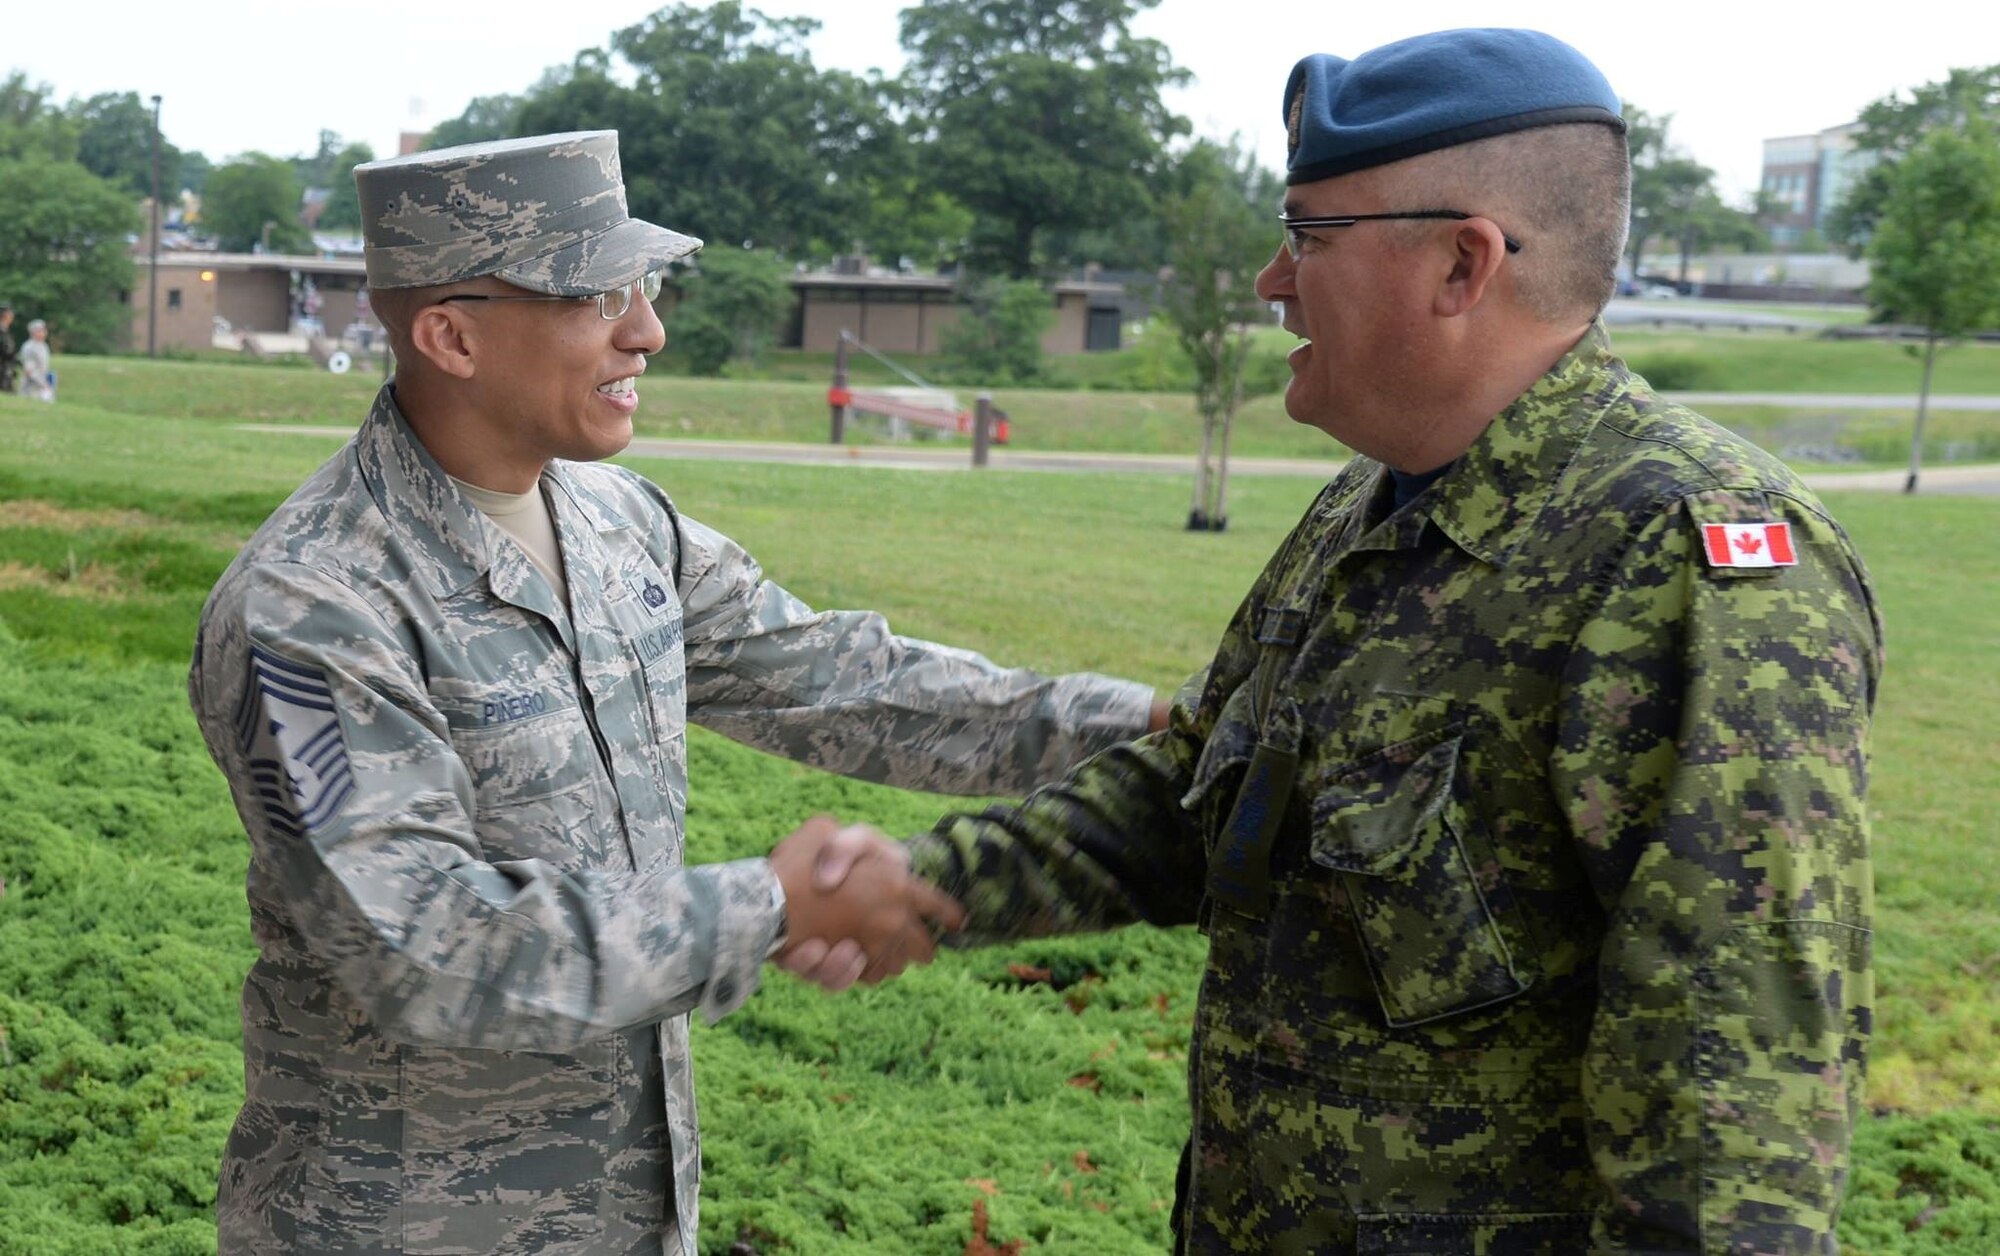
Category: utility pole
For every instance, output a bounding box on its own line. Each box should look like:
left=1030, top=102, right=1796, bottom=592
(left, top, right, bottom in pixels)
left=147, top=94, right=162, bottom=358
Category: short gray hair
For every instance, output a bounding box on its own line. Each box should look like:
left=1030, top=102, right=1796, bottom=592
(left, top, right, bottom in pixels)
left=27, top=319, right=46, bottom=333
left=1377, top=124, right=1631, bottom=322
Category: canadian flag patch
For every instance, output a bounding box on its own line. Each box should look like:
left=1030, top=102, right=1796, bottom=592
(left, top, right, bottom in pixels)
left=1702, top=522, right=1797, bottom=568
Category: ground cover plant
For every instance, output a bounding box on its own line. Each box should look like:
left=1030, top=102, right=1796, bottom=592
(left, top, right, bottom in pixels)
left=2, top=386, right=1998, bottom=1253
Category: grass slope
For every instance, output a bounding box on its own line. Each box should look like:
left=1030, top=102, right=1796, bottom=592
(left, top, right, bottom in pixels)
left=1, top=387, right=1996, bottom=1253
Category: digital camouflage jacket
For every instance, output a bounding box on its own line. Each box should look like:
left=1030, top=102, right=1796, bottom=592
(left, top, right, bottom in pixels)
left=910, top=326, right=1882, bottom=1255
left=188, top=387, right=1152, bottom=1255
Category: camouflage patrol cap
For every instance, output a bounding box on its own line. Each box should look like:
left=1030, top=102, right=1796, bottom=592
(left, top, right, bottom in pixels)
left=353, top=131, right=702, bottom=293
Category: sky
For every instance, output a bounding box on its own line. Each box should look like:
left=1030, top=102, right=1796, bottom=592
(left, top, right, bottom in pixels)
left=8, top=0, right=1980, bottom=204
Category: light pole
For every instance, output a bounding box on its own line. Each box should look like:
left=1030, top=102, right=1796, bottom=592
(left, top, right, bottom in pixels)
left=147, top=94, right=162, bottom=357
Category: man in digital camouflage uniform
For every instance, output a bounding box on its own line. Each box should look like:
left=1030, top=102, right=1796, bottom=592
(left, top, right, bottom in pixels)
left=187, top=131, right=1163, bottom=1255
left=815, top=28, right=1881, bottom=1254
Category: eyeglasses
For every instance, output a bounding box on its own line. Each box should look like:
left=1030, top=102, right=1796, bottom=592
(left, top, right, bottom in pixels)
left=1278, top=211, right=1522, bottom=260
left=437, top=269, right=665, bottom=321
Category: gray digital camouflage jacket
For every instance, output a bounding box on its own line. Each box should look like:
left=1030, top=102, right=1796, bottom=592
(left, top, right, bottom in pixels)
left=911, top=325, right=1883, bottom=1255
left=187, top=386, right=1152, bottom=1255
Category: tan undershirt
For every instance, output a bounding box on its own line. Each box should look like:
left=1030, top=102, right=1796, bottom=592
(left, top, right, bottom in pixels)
left=451, top=476, right=570, bottom=613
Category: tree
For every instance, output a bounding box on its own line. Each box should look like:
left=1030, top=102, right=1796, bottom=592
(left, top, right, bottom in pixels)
left=0, top=155, right=139, bottom=352
left=427, top=91, right=529, bottom=150
left=1829, top=65, right=2000, bottom=253
left=71, top=91, right=180, bottom=199
left=898, top=0, right=1190, bottom=278
left=1623, top=103, right=1736, bottom=283
left=1863, top=122, right=2000, bottom=493
left=518, top=3, right=900, bottom=259
left=0, top=71, right=78, bottom=163
left=1155, top=141, right=1278, bottom=531
left=939, top=277, right=1053, bottom=384
left=1668, top=187, right=1766, bottom=283
left=201, top=154, right=312, bottom=253
left=665, top=246, right=795, bottom=375
left=292, top=131, right=374, bottom=232
left=852, top=176, right=975, bottom=271
left=177, top=150, right=213, bottom=197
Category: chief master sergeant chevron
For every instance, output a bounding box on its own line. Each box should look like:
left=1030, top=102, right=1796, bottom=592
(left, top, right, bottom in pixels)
left=186, top=131, right=1165, bottom=1254
left=834, top=28, right=1886, bottom=1254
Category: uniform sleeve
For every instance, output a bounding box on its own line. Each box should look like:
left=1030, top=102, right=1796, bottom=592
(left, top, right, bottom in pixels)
left=191, top=561, right=784, bottom=1050
left=1550, top=491, right=1881, bottom=1253
left=671, top=513, right=1154, bottom=796
left=905, top=665, right=1214, bottom=943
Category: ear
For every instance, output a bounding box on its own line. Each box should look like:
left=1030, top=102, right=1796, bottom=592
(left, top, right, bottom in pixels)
left=407, top=303, right=480, bottom=380
left=1433, top=219, right=1511, bottom=318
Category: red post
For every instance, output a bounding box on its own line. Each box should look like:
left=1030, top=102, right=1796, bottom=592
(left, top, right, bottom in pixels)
left=830, top=330, right=850, bottom=444
left=972, top=393, right=993, bottom=468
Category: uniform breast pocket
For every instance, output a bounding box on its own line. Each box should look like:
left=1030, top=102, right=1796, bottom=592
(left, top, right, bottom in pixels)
left=606, top=568, right=688, bottom=752
left=444, top=699, right=623, bottom=872
left=1309, top=727, right=1532, bottom=1027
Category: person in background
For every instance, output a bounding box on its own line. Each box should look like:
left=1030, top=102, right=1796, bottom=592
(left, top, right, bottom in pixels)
left=188, top=129, right=1165, bottom=1255
left=17, top=319, right=54, bottom=401
left=0, top=303, right=18, bottom=394
left=805, top=27, right=1881, bottom=1254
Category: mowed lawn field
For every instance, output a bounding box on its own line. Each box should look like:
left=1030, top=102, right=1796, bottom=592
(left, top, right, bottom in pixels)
left=46, top=333, right=2000, bottom=467
left=2, top=374, right=1998, bottom=1253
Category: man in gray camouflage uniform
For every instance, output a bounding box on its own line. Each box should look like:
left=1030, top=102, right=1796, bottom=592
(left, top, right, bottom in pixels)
left=813, top=28, right=1883, bottom=1254
left=187, top=130, right=1162, bottom=1255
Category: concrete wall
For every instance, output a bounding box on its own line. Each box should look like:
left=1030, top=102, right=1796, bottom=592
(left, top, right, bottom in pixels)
left=799, top=289, right=964, bottom=355
left=796, top=286, right=1125, bottom=356
left=1634, top=251, right=1869, bottom=293
left=1041, top=292, right=1088, bottom=356
left=126, top=258, right=385, bottom=353
left=215, top=271, right=291, bottom=339
left=126, top=263, right=220, bottom=352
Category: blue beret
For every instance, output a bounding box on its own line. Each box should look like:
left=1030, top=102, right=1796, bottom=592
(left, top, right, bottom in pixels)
left=1284, top=28, right=1625, bottom=185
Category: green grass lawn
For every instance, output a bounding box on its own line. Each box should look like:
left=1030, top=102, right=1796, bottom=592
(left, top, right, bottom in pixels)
left=45, top=337, right=2000, bottom=473
left=2, top=384, right=1998, bottom=1253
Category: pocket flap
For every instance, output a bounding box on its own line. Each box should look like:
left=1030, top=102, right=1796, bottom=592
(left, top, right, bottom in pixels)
left=1309, top=731, right=1461, bottom=877
left=1180, top=684, right=1261, bottom=811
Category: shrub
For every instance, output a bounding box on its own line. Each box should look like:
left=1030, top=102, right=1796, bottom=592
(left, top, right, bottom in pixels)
left=940, top=278, right=1054, bottom=386
left=1626, top=352, right=1721, bottom=391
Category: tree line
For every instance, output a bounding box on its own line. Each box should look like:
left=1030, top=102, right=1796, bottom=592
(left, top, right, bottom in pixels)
left=1, top=4, right=1992, bottom=365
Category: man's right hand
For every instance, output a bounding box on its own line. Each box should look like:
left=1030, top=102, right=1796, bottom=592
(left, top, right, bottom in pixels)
left=768, top=816, right=965, bottom=988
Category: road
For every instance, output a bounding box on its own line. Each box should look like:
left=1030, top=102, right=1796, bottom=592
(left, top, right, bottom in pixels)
left=613, top=436, right=2000, bottom=495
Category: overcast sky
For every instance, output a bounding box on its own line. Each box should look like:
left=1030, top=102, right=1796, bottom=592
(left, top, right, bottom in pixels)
left=10, top=0, right=1977, bottom=204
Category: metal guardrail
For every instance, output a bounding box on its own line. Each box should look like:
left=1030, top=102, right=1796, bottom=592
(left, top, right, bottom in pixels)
left=827, top=330, right=1009, bottom=466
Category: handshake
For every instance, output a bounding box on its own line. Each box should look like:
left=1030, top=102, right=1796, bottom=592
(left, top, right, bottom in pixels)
left=766, top=815, right=966, bottom=991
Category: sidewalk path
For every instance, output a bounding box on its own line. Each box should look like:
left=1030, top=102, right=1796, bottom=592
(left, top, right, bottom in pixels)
left=1669, top=392, right=2000, bottom=412
left=237, top=425, right=2000, bottom=494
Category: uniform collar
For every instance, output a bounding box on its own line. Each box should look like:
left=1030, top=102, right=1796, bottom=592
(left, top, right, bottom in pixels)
left=1422, top=322, right=1632, bottom=568
left=542, top=459, right=640, bottom=538
left=353, top=385, right=641, bottom=599
left=355, top=385, right=492, bottom=598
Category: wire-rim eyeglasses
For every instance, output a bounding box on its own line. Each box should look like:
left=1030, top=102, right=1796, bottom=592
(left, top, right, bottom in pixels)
left=1279, top=211, right=1523, bottom=260
left=436, top=269, right=666, bottom=321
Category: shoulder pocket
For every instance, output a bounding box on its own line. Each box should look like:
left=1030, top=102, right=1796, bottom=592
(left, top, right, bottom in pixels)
left=1311, top=728, right=1531, bottom=1027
